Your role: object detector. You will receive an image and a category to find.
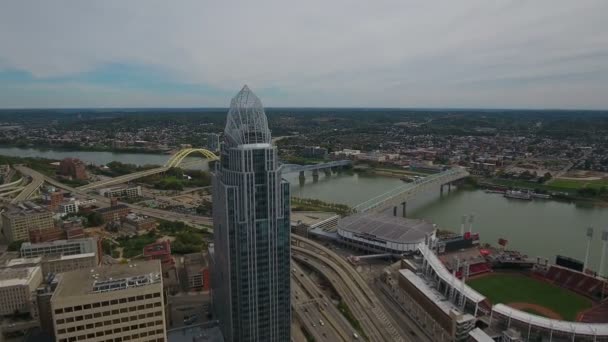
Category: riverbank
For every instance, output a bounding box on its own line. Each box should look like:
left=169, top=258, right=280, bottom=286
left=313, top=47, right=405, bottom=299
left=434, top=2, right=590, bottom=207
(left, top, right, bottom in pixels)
left=475, top=177, right=608, bottom=206
left=354, top=165, right=431, bottom=179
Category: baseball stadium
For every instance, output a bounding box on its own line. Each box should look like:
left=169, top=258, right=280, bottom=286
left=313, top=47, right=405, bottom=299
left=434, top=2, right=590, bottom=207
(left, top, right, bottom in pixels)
left=392, top=232, right=608, bottom=342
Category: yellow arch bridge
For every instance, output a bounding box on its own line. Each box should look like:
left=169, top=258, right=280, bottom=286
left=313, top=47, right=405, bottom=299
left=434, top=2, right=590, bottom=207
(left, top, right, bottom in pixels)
left=78, top=148, right=219, bottom=190
left=164, top=148, right=219, bottom=168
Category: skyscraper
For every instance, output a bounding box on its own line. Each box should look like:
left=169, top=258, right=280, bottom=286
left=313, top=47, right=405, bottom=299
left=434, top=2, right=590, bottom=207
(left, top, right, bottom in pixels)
left=212, top=86, right=291, bottom=342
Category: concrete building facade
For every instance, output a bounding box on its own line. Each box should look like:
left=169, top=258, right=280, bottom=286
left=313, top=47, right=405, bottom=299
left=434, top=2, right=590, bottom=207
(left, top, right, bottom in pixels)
left=20, top=238, right=99, bottom=259
left=51, top=260, right=166, bottom=342
left=1, top=204, right=54, bottom=243
left=0, top=266, right=43, bottom=316
left=212, top=86, right=291, bottom=342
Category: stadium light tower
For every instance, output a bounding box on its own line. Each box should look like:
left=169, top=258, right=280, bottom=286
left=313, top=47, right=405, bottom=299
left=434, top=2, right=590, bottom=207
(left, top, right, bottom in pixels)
left=584, top=227, right=594, bottom=271
left=460, top=215, right=466, bottom=235
left=468, top=213, right=474, bottom=233
left=600, top=229, right=608, bottom=277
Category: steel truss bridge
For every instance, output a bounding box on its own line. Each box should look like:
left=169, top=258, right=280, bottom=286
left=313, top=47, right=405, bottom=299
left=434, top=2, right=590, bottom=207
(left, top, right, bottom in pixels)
left=77, top=148, right=351, bottom=191
left=352, top=168, right=469, bottom=215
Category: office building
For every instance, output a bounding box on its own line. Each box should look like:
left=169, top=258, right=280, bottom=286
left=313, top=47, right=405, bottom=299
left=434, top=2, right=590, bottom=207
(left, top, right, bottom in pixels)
left=58, top=158, right=88, bottom=180
left=184, top=252, right=210, bottom=291
left=41, top=253, right=97, bottom=276
left=212, top=86, right=291, bottom=342
left=51, top=260, right=167, bottom=342
left=1, top=203, right=54, bottom=243
left=206, top=133, right=220, bottom=152
left=0, top=266, right=43, bottom=316
left=98, top=185, right=142, bottom=199
left=20, top=238, right=100, bottom=261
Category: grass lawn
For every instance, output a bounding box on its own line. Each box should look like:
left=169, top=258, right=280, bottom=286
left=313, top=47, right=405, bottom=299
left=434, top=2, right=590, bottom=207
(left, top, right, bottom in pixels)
left=550, top=178, right=608, bottom=190
left=468, top=273, right=592, bottom=321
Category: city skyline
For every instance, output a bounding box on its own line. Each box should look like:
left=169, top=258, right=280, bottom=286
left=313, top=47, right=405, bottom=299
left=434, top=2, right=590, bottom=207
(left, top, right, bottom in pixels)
left=1, top=1, right=608, bottom=109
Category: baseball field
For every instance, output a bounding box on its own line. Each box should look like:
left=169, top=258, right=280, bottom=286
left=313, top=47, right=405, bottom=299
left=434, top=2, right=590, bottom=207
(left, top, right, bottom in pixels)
left=467, top=273, right=593, bottom=321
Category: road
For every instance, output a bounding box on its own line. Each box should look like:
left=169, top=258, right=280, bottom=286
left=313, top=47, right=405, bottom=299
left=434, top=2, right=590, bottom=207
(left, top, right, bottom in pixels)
left=12, top=166, right=44, bottom=203
left=291, top=260, right=358, bottom=342
left=15, top=166, right=212, bottom=228
left=291, top=236, right=408, bottom=342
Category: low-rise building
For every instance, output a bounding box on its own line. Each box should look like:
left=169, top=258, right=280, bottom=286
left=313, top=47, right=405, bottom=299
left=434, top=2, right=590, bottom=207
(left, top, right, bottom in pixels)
left=51, top=260, right=167, bottom=342
left=1, top=203, right=55, bottom=243
left=303, top=146, right=328, bottom=159
left=123, top=213, right=157, bottom=232
left=143, top=240, right=174, bottom=269
left=183, top=252, right=210, bottom=291
left=95, top=203, right=130, bottom=223
left=41, top=253, right=97, bottom=276
left=98, top=185, right=142, bottom=199
left=20, top=238, right=100, bottom=263
left=58, top=158, right=88, bottom=180
left=0, top=266, right=43, bottom=317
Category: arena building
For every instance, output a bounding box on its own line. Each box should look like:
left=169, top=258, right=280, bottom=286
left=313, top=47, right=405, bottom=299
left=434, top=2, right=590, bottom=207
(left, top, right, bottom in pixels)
left=337, top=212, right=435, bottom=253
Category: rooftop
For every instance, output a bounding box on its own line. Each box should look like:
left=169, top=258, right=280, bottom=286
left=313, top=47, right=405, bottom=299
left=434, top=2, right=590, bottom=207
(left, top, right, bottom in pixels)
left=21, top=237, right=95, bottom=250
left=2, top=203, right=50, bottom=216
left=224, top=85, right=271, bottom=147
left=0, top=266, right=40, bottom=287
left=53, top=260, right=161, bottom=299
left=399, top=269, right=462, bottom=316
left=338, top=212, right=435, bottom=244
left=291, top=211, right=338, bottom=227
left=5, top=257, right=42, bottom=267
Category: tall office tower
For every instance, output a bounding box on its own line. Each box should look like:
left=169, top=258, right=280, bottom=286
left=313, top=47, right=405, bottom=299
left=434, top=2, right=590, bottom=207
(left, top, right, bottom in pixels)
left=212, top=86, right=291, bottom=342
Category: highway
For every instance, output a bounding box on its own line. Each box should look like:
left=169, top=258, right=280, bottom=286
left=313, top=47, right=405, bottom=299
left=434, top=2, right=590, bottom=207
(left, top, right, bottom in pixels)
left=291, top=261, right=358, bottom=341
left=292, top=235, right=408, bottom=342
left=12, top=166, right=45, bottom=203
left=16, top=166, right=213, bottom=228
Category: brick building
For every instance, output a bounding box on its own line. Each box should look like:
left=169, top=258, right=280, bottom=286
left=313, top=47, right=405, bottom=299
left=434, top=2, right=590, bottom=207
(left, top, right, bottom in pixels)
left=58, top=158, right=88, bottom=180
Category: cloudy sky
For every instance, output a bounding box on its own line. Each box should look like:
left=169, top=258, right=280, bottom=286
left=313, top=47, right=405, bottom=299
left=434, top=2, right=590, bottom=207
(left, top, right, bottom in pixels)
left=1, top=1, right=607, bottom=109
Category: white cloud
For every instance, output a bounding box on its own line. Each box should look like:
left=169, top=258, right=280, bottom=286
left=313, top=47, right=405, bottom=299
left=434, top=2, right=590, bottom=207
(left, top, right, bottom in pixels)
left=0, top=0, right=607, bottom=108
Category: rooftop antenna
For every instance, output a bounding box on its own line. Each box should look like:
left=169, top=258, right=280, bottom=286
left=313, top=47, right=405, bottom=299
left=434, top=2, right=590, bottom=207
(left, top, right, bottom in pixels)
left=584, top=227, right=594, bottom=272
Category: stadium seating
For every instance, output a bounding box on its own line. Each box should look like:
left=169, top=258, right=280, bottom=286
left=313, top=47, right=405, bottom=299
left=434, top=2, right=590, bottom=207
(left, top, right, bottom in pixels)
left=579, top=299, right=608, bottom=323
left=468, top=262, right=491, bottom=276
left=540, top=265, right=607, bottom=300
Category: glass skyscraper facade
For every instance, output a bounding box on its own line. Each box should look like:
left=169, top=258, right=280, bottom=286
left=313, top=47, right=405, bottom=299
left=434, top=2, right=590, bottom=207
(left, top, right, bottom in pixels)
left=212, top=86, right=291, bottom=342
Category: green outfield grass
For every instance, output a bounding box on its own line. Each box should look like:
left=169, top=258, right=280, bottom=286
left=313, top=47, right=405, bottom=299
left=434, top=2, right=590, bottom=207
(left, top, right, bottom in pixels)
left=468, top=273, right=592, bottom=321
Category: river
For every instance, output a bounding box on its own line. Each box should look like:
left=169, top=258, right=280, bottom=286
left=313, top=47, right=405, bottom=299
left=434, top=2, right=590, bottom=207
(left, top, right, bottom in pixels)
left=287, top=171, right=608, bottom=274
left=2, top=146, right=606, bottom=273
left=0, top=146, right=207, bottom=169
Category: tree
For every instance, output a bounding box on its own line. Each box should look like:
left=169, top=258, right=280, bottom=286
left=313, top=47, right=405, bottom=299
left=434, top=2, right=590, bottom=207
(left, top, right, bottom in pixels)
left=86, top=212, right=104, bottom=227
left=7, top=240, right=25, bottom=252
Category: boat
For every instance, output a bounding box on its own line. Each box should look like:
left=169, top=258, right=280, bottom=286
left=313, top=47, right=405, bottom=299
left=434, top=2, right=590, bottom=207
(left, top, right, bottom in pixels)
left=485, top=189, right=505, bottom=194
left=400, top=177, right=413, bottom=182
left=504, top=190, right=532, bottom=200
left=531, top=192, right=551, bottom=199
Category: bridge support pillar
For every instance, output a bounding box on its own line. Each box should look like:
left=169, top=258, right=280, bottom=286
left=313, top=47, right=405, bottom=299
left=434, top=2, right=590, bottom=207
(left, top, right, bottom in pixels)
left=393, top=206, right=397, bottom=216
left=312, top=170, right=319, bottom=182
left=441, top=183, right=452, bottom=195
left=401, top=201, right=407, bottom=217
left=299, top=171, right=305, bottom=181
